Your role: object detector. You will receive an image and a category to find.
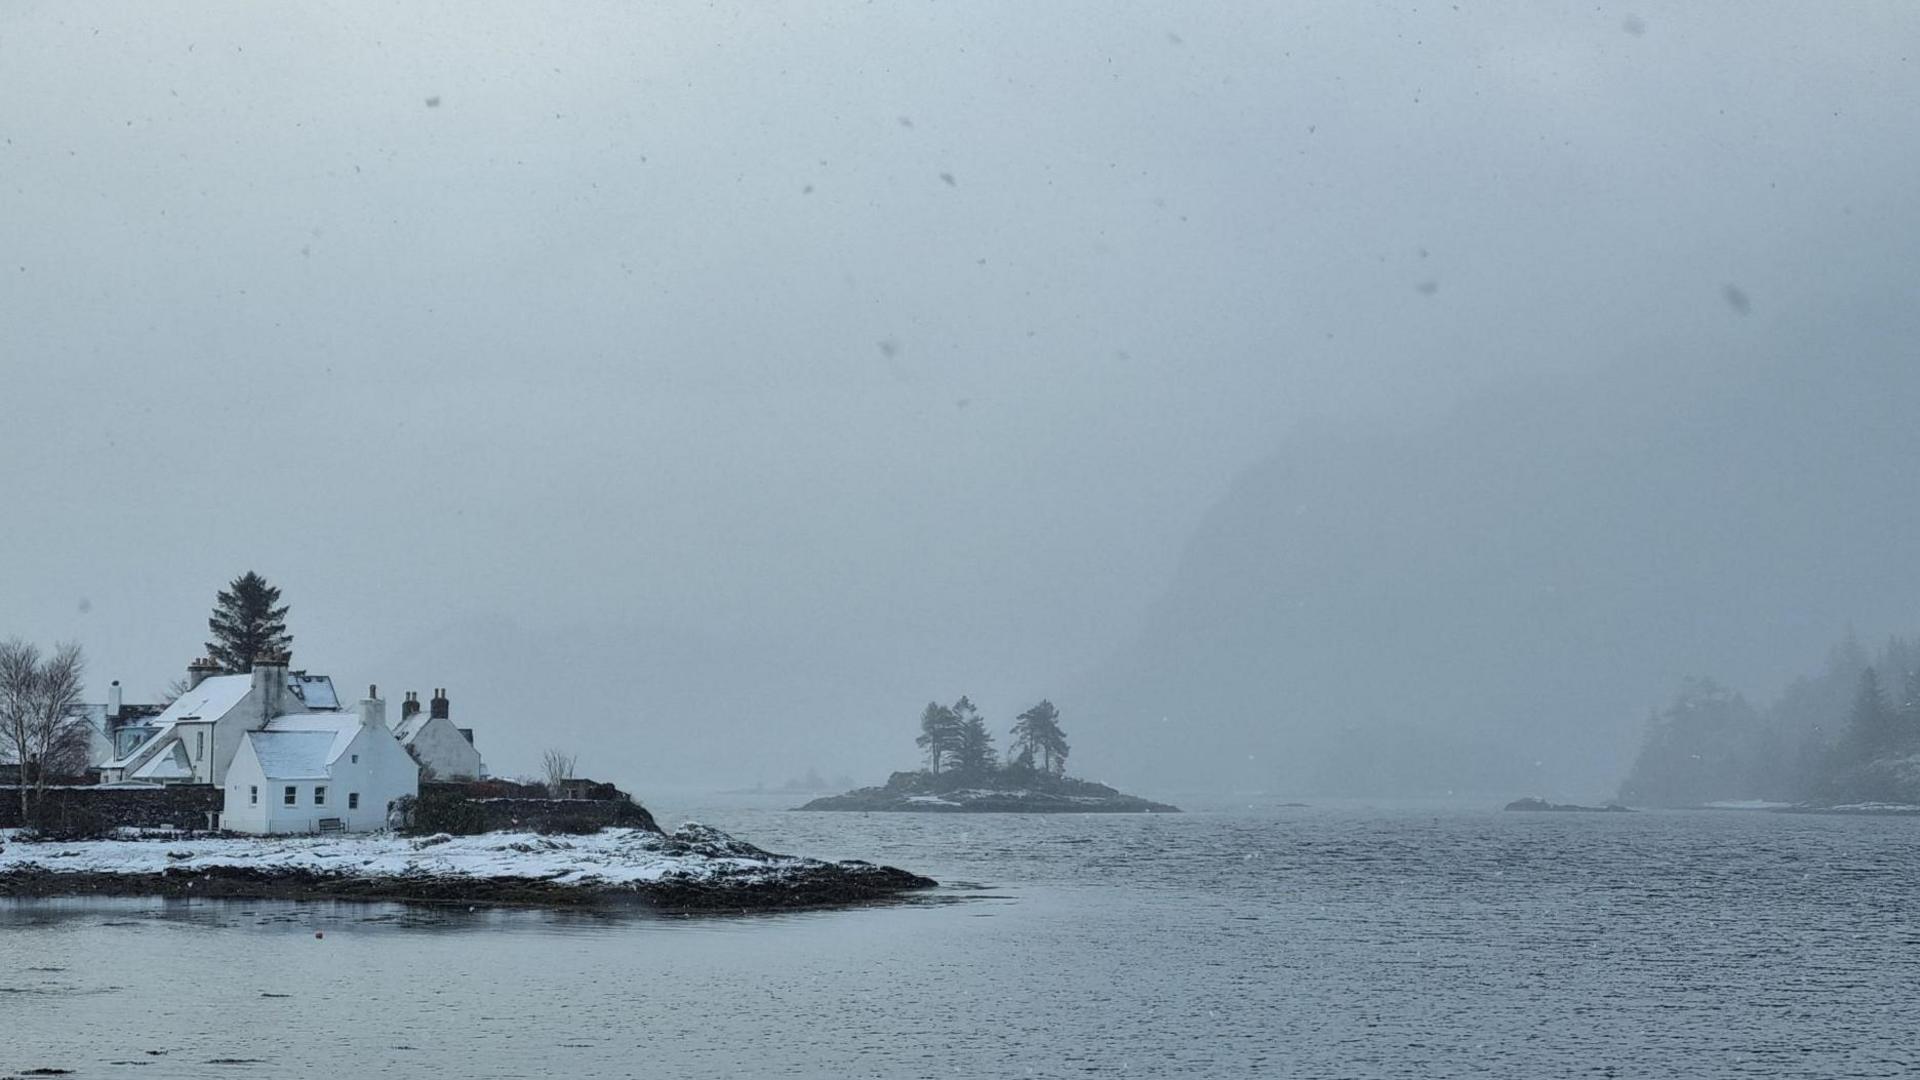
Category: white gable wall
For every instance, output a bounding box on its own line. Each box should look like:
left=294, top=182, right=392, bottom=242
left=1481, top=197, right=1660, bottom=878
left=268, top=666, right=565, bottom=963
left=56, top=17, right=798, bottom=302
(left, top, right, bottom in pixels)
left=405, top=715, right=484, bottom=780
left=343, top=721, right=422, bottom=829
left=221, top=738, right=279, bottom=834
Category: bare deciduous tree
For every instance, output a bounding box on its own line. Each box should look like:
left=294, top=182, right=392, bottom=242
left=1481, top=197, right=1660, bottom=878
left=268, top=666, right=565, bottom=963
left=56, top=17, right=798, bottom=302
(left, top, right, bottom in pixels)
left=0, top=640, right=90, bottom=820
left=542, top=748, right=578, bottom=797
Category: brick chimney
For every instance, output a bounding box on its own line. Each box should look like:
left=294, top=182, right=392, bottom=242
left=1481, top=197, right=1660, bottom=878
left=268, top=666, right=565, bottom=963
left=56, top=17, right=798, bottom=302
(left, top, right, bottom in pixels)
left=401, top=691, right=421, bottom=720
left=430, top=688, right=449, bottom=720
left=108, top=680, right=123, bottom=721
left=187, top=657, right=220, bottom=691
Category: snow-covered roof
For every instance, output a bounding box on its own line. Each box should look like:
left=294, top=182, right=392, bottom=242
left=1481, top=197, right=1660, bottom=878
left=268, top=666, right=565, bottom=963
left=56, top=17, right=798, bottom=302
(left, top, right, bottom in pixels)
left=130, top=741, right=194, bottom=780
left=260, top=713, right=361, bottom=767
left=288, top=673, right=340, bottom=710
left=153, top=674, right=253, bottom=727
left=102, top=674, right=254, bottom=769
left=244, top=731, right=337, bottom=780
left=389, top=713, right=430, bottom=744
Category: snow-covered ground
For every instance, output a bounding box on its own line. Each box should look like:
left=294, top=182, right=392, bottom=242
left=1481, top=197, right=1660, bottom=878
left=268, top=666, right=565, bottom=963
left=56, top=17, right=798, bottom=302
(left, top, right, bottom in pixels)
left=0, top=825, right=814, bottom=888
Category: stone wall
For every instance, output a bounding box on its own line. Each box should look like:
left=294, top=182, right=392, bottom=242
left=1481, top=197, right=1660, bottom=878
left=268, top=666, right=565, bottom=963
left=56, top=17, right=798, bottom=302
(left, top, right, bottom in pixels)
left=409, top=780, right=661, bottom=835
left=465, top=797, right=660, bottom=834
left=0, top=784, right=224, bottom=831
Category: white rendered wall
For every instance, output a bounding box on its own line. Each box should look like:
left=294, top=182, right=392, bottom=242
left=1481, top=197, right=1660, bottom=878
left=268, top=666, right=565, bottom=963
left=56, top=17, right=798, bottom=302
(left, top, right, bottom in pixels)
left=406, top=716, right=484, bottom=780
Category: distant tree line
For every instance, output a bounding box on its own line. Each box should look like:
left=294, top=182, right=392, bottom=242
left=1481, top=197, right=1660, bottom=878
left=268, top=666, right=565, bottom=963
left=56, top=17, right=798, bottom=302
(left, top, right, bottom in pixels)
left=914, top=696, right=1071, bottom=784
left=1620, top=630, right=1920, bottom=806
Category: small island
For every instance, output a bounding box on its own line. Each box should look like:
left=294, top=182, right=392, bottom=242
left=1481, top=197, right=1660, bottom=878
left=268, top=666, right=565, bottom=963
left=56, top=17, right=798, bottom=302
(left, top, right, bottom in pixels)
left=0, top=783, right=934, bottom=912
left=1504, top=797, right=1632, bottom=813
left=798, top=697, right=1179, bottom=814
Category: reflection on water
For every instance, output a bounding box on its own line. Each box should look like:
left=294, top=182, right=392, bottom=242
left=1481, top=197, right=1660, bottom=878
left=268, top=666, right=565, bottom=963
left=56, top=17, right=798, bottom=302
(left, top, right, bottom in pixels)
left=3, top=800, right=1918, bottom=1078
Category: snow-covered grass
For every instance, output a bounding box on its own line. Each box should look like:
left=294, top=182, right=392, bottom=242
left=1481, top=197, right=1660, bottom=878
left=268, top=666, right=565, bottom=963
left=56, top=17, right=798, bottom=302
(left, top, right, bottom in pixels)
left=0, top=825, right=815, bottom=888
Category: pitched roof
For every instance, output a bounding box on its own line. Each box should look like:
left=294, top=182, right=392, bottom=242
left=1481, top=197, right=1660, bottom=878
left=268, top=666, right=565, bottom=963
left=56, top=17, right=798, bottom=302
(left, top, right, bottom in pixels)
left=102, top=674, right=254, bottom=770
left=389, top=713, right=431, bottom=743
left=288, top=673, right=340, bottom=710
left=260, top=713, right=362, bottom=766
left=153, top=674, right=254, bottom=727
left=244, top=732, right=336, bottom=780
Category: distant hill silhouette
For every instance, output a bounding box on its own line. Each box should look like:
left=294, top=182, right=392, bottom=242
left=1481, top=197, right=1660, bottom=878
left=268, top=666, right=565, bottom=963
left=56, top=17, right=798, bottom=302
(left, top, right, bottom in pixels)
left=1080, top=337, right=1920, bottom=797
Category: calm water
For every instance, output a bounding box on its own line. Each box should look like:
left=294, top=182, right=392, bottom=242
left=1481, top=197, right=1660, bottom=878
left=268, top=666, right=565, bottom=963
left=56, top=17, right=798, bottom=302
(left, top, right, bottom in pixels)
left=3, top=797, right=1918, bottom=1078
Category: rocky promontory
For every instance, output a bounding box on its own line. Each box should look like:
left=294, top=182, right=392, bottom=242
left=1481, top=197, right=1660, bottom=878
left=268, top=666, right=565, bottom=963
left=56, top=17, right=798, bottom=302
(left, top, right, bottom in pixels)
left=800, top=771, right=1179, bottom=814
left=0, top=823, right=934, bottom=912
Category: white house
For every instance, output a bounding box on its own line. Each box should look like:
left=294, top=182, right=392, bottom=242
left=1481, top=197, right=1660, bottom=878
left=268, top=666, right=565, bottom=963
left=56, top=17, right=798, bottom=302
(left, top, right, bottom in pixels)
left=98, top=656, right=346, bottom=787
left=98, top=653, right=419, bottom=833
left=221, top=693, right=419, bottom=834
left=388, top=689, right=485, bottom=780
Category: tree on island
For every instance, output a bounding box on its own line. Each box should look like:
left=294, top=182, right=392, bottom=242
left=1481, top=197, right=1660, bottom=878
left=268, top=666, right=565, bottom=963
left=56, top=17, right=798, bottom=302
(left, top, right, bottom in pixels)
left=950, top=696, right=997, bottom=778
left=206, top=571, right=293, bottom=673
left=916, top=701, right=962, bottom=774
left=1845, top=666, right=1895, bottom=764
left=1010, top=699, right=1070, bottom=777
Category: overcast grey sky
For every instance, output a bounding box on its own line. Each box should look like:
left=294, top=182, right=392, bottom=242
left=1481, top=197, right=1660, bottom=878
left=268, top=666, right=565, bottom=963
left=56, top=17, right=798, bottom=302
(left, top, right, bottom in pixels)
left=3, top=3, right=1914, bottom=792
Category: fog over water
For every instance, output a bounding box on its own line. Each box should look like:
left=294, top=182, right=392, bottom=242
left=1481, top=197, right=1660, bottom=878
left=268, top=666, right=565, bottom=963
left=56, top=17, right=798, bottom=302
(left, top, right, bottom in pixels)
left=2, top=3, right=1915, bottom=795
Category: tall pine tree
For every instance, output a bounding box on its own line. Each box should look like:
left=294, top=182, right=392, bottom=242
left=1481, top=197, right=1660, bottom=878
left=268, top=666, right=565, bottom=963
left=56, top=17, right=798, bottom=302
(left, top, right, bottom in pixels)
left=915, top=701, right=962, bottom=775
left=1010, top=699, right=1070, bottom=777
left=950, top=696, right=997, bottom=778
left=1847, top=666, right=1893, bottom=762
left=206, top=572, right=293, bottom=673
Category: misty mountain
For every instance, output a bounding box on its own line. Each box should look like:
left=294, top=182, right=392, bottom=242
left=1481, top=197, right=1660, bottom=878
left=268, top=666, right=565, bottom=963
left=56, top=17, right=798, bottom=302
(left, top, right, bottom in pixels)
left=1081, top=331, right=1920, bottom=798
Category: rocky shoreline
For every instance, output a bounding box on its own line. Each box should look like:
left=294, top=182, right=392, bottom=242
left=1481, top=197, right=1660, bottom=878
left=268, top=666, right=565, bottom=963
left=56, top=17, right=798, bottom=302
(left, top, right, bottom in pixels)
left=0, top=825, right=936, bottom=913
left=0, top=861, right=934, bottom=912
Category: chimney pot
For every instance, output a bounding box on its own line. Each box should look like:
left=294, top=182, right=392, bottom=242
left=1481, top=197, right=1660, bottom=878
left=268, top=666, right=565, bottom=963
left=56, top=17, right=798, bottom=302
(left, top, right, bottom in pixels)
left=187, top=656, right=219, bottom=690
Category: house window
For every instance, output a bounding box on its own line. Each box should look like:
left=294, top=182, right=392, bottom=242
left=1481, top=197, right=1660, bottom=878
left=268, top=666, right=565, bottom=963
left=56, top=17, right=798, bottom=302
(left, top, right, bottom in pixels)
left=195, top=731, right=205, bottom=761
left=249, top=786, right=259, bottom=806
left=348, top=792, right=360, bottom=810
left=284, top=786, right=297, bottom=806
left=314, top=786, right=327, bottom=806
left=351, top=754, right=358, bottom=764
